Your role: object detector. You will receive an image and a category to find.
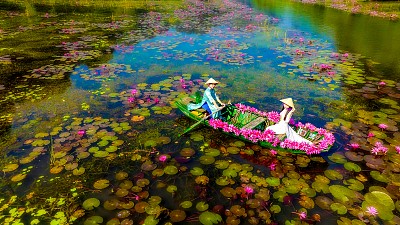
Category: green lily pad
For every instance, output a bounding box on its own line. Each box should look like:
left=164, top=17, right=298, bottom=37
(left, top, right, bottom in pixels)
left=83, top=198, right=100, bottom=210
left=73, top=167, right=85, bottom=176
left=270, top=205, right=281, bottom=213
left=227, top=147, right=240, bottom=154
left=167, top=185, right=177, bottom=193
left=190, top=133, right=204, bottom=141
left=328, top=153, right=347, bottom=164
left=266, top=177, right=280, bottom=186
left=84, top=216, right=103, bottom=225
left=199, top=211, right=222, bottom=225
left=148, top=196, right=162, bottom=206
left=216, top=176, right=230, bottom=186
left=330, top=203, right=347, bottom=214
left=344, top=179, right=364, bottom=191
left=93, top=179, right=110, bottom=189
left=94, top=151, right=109, bottom=158
left=222, top=168, right=237, bottom=178
left=215, top=160, right=229, bottom=169
left=344, top=162, right=361, bottom=172
left=196, top=201, right=209, bottom=211
left=370, top=171, right=389, bottom=183
left=143, top=215, right=159, bottom=225
left=144, top=139, right=157, bottom=147
left=329, top=185, right=356, bottom=202
left=199, top=155, right=215, bottom=165
left=164, top=165, right=178, bottom=175
left=190, top=167, right=204, bottom=176
left=205, top=148, right=220, bottom=157
left=180, top=201, right=193, bottom=209
left=324, top=170, right=343, bottom=180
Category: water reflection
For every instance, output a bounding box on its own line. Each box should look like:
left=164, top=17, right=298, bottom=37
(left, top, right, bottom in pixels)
left=251, top=0, right=400, bottom=79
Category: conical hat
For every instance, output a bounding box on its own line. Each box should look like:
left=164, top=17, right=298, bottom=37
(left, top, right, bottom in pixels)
left=280, top=98, right=295, bottom=108
left=205, top=78, right=219, bottom=84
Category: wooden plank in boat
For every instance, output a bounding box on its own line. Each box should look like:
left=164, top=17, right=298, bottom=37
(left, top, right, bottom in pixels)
left=241, top=117, right=266, bottom=129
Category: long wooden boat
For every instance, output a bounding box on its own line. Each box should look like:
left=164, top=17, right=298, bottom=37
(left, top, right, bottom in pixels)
left=175, top=98, right=335, bottom=155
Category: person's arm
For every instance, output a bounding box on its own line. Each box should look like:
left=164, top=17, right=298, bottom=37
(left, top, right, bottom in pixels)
left=215, top=95, right=225, bottom=107
left=284, top=108, right=295, bottom=123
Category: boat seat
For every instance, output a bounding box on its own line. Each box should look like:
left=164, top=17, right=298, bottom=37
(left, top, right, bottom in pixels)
left=241, top=117, right=266, bottom=129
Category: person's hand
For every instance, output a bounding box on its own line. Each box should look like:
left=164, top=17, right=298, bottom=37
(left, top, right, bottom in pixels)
left=292, top=108, right=296, bottom=112
left=221, top=103, right=226, bottom=107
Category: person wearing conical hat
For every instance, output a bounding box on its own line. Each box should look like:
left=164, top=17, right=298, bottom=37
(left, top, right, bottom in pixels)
left=265, top=98, right=312, bottom=144
left=187, top=78, right=225, bottom=119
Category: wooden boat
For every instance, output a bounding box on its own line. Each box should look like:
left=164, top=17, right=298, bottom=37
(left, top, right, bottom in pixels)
left=175, top=97, right=335, bottom=155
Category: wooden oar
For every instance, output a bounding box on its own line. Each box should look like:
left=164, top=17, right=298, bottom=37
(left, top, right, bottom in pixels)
left=179, top=106, right=225, bottom=137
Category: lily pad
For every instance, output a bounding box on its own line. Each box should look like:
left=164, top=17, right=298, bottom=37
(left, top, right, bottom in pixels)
left=190, top=167, right=204, bottom=176
left=330, top=202, right=347, bottom=214
left=344, top=162, right=361, bottom=172
left=180, top=201, right=193, bottom=209
left=84, top=216, right=103, bottom=225
left=93, top=179, right=110, bottom=189
left=164, top=165, right=178, bottom=175
left=190, top=133, right=204, bottom=141
left=2, top=164, right=19, bottom=172
left=205, top=148, right=220, bottom=157
left=83, top=198, right=100, bottom=210
left=199, top=155, right=215, bottom=165
left=170, top=210, right=186, bottom=222
left=196, top=201, right=209, bottom=211
left=215, top=160, right=229, bottom=169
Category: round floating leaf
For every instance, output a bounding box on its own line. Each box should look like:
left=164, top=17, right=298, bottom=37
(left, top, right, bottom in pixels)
left=180, top=201, right=192, bottom=209
left=94, top=179, right=110, bottom=189
left=84, top=216, right=103, bottom=225
left=190, top=133, right=204, bottom=141
left=205, top=148, right=220, bottom=157
left=344, top=179, right=364, bottom=191
left=199, top=155, right=215, bottom=165
left=170, top=210, right=186, bottom=223
left=135, top=201, right=149, bottom=213
left=216, top=176, right=230, bottom=186
left=144, top=139, right=157, bottom=147
left=143, top=216, right=158, bottom=225
left=330, top=203, right=347, bottom=214
left=116, top=189, right=129, bottom=197
left=215, top=160, right=229, bottom=169
left=152, top=168, right=164, bottom=177
left=246, top=199, right=261, bottom=208
left=329, top=185, right=356, bottom=202
left=167, top=185, right=177, bottom=193
left=106, top=218, right=120, bottom=225
left=315, top=196, right=334, bottom=210
left=196, top=201, right=209, bottom=212
left=222, top=168, right=237, bottom=178
left=370, top=171, right=389, bottom=183
left=104, top=199, right=119, bottom=211
left=2, top=164, right=19, bottom=172
left=119, top=180, right=133, bottom=189
left=148, top=196, right=162, bottom=206
left=115, top=171, right=128, bottom=180
left=328, top=153, right=347, bottom=164
left=324, top=170, right=343, bottom=180
left=164, top=165, right=178, bottom=175
left=73, top=167, right=85, bottom=176
left=231, top=141, right=245, bottom=147
left=270, top=205, right=281, bottom=213
left=199, top=211, right=223, bottom=225
left=227, top=147, right=240, bottom=154
left=83, top=198, right=100, bottom=210
left=65, top=162, right=78, bottom=171
left=344, top=162, right=361, bottom=172
left=136, top=178, right=150, bottom=187
left=94, top=151, right=109, bottom=158
left=266, top=177, right=280, bottom=186
left=190, top=167, right=204, bottom=176
left=220, top=187, right=237, bottom=198
left=180, top=148, right=195, bottom=157
left=117, top=209, right=130, bottom=218
left=158, top=136, right=171, bottom=145
left=365, top=191, right=395, bottom=210
left=141, top=161, right=157, bottom=171
left=145, top=205, right=162, bottom=215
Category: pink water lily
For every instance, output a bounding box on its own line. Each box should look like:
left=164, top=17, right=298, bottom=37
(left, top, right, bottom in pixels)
left=366, top=206, right=378, bottom=216
left=395, top=146, right=400, bottom=154
left=378, top=123, right=388, bottom=130
left=244, top=186, right=254, bottom=194
left=350, top=143, right=360, bottom=149
left=299, top=211, right=307, bottom=220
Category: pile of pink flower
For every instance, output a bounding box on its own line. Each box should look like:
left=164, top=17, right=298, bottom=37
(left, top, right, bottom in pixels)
left=208, top=104, right=336, bottom=154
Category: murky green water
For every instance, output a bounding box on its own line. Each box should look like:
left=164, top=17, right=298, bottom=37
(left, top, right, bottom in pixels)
left=1, top=0, right=399, bottom=224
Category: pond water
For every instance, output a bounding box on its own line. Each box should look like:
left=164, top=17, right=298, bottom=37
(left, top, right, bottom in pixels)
left=1, top=0, right=400, bottom=224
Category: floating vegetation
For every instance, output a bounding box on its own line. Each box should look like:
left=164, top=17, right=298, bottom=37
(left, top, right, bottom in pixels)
left=0, top=0, right=400, bottom=224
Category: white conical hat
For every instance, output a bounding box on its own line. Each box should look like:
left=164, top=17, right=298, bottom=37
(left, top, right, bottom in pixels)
left=205, top=78, right=219, bottom=84
left=280, top=98, right=295, bottom=108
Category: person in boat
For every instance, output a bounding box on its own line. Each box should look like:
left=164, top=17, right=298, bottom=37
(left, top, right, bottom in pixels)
left=265, top=98, right=312, bottom=144
left=187, top=78, right=225, bottom=119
